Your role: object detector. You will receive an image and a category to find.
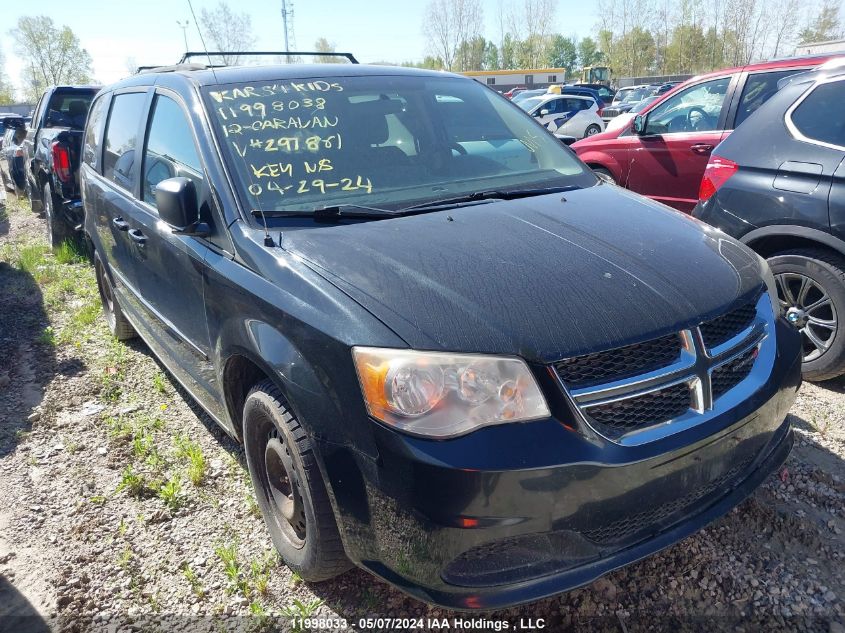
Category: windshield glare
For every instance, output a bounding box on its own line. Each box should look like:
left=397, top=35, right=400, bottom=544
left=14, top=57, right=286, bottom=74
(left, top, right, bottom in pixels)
left=203, top=75, right=592, bottom=217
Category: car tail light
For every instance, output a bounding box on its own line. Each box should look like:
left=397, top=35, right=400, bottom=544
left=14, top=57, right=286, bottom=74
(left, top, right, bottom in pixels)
left=699, top=156, right=738, bottom=201
left=51, top=141, right=72, bottom=183
left=597, top=107, right=604, bottom=116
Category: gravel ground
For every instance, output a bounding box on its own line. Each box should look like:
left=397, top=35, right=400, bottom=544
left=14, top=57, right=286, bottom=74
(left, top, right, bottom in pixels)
left=0, top=193, right=843, bottom=633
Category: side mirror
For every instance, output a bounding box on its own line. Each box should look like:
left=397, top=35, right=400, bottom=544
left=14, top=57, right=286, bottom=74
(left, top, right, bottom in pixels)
left=539, top=108, right=550, bottom=116
left=632, top=114, right=646, bottom=134
left=155, top=177, right=209, bottom=236
left=594, top=170, right=615, bottom=184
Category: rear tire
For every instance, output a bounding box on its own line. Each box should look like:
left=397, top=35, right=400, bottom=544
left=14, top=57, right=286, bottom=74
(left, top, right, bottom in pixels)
left=43, top=183, right=71, bottom=249
left=243, top=380, right=351, bottom=582
left=584, top=124, right=602, bottom=137
left=768, top=249, right=845, bottom=381
left=94, top=251, right=136, bottom=340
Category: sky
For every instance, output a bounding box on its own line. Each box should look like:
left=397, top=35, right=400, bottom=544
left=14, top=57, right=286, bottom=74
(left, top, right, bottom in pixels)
left=1, top=0, right=598, bottom=100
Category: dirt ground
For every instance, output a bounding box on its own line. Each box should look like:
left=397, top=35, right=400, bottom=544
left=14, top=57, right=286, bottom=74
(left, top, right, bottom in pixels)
left=0, top=192, right=843, bottom=633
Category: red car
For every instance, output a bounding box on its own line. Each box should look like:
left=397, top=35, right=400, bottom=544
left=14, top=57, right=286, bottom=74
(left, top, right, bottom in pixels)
left=573, top=55, right=840, bottom=212
left=503, top=86, right=527, bottom=99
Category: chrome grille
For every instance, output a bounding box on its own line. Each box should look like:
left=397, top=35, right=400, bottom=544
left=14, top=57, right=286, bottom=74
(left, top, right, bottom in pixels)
left=711, top=345, right=758, bottom=400
left=586, top=383, right=691, bottom=440
left=700, top=300, right=757, bottom=349
left=554, top=333, right=681, bottom=389
left=555, top=292, right=772, bottom=446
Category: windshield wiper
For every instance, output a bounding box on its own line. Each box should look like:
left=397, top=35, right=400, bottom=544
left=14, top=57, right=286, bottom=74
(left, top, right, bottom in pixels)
left=399, top=185, right=581, bottom=212
left=251, top=204, right=400, bottom=222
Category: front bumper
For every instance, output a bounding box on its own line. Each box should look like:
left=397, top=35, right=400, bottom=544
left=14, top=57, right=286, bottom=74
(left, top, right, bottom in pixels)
left=318, top=318, right=801, bottom=610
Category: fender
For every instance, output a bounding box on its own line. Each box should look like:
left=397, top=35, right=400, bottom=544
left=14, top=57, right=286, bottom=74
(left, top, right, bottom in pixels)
left=740, top=225, right=845, bottom=258
left=574, top=148, right=625, bottom=183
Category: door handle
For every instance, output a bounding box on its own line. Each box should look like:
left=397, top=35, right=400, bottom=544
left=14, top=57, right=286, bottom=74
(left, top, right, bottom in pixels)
left=112, top=217, right=129, bottom=231
left=128, top=229, right=147, bottom=245
left=691, top=143, right=714, bottom=155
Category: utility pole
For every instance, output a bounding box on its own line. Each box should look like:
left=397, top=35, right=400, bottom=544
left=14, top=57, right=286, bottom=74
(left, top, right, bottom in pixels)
left=281, top=0, right=294, bottom=62
left=176, top=20, right=190, bottom=53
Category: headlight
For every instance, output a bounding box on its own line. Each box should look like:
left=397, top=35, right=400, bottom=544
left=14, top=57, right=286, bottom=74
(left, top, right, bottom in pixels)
left=760, top=258, right=782, bottom=317
left=352, top=347, right=550, bottom=438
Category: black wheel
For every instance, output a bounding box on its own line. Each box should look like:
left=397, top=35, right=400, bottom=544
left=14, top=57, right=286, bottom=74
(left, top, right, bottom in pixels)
left=584, top=124, right=602, bottom=137
left=94, top=251, right=136, bottom=340
left=43, top=182, right=71, bottom=249
left=769, top=249, right=845, bottom=381
left=591, top=166, right=615, bottom=183
left=243, top=380, right=351, bottom=582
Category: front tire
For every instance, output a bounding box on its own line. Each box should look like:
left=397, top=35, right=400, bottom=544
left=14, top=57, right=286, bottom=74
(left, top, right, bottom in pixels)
left=584, top=124, right=602, bottom=137
left=243, top=380, right=351, bottom=582
left=769, top=249, right=845, bottom=381
left=94, top=251, right=136, bottom=340
left=43, top=182, right=71, bottom=249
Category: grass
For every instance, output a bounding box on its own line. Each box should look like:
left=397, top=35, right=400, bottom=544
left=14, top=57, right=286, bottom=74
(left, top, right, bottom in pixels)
left=282, top=598, right=324, bottom=630
left=152, top=371, right=168, bottom=394
left=215, top=541, right=248, bottom=596
left=174, top=435, right=206, bottom=486
left=36, top=326, right=56, bottom=346
left=116, top=465, right=153, bottom=499
left=53, top=239, right=86, bottom=264
left=14, top=244, right=49, bottom=274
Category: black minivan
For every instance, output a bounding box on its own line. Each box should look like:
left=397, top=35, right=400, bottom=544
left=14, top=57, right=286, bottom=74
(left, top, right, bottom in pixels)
left=81, top=60, right=802, bottom=609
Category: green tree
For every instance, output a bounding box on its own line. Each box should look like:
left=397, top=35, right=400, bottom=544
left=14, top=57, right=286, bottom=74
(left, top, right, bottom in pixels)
left=500, top=33, right=519, bottom=69
left=0, top=48, right=15, bottom=104
left=314, top=37, right=342, bottom=63
left=547, top=35, right=578, bottom=72
left=199, top=1, right=257, bottom=64
left=577, top=36, right=604, bottom=68
left=613, top=27, right=655, bottom=77
left=797, top=0, right=842, bottom=43
left=665, top=23, right=708, bottom=74
left=11, top=16, right=93, bottom=103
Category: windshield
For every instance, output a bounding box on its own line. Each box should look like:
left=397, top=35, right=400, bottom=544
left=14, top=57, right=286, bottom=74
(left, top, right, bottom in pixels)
left=631, top=95, right=659, bottom=113
left=621, top=87, right=652, bottom=104
left=516, top=96, right=545, bottom=111
left=204, top=75, right=592, bottom=219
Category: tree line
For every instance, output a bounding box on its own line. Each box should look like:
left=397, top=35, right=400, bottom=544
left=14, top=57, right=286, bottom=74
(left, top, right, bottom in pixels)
left=0, top=0, right=842, bottom=105
left=415, top=0, right=843, bottom=78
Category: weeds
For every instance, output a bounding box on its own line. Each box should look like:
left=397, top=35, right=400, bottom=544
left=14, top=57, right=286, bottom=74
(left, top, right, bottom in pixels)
left=174, top=435, right=206, bottom=486
left=37, top=326, right=56, bottom=346
left=152, top=371, right=168, bottom=394
left=157, top=476, right=183, bottom=511
left=215, top=541, right=248, bottom=596
left=115, top=465, right=158, bottom=499
left=182, top=563, right=205, bottom=598
left=14, top=244, right=48, bottom=274
left=282, top=598, right=324, bottom=630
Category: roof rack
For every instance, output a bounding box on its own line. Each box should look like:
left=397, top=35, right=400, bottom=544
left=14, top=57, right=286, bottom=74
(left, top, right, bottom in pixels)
left=178, top=51, right=359, bottom=64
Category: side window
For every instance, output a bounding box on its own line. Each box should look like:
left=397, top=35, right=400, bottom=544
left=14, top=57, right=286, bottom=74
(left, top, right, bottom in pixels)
left=142, top=94, right=204, bottom=208
left=83, top=94, right=109, bottom=171
left=734, top=70, right=798, bottom=127
left=103, top=92, right=147, bottom=191
left=32, top=94, right=46, bottom=128
left=791, top=80, right=845, bottom=148
left=645, top=76, right=731, bottom=135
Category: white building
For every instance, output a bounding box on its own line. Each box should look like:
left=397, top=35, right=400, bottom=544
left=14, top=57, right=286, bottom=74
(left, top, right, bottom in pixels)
left=794, top=39, right=845, bottom=56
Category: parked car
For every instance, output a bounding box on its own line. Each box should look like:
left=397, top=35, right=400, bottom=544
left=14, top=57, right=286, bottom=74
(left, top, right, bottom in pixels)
left=656, top=81, right=682, bottom=95
left=22, top=85, right=100, bottom=246
left=83, top=61, right=800, bottom=610
left=511, top=88, right=546, bottom=104
left=571, top=82, right=616, bottom=104
left=0, top=123, right=28, bottom=194
left=517, top=93, right=605, bottom=138
left=549, top=84, right=610, bottom=108
left=693, top=59, right=845, bottom=381
left=502, top=86, right=526, bottom=99
left=604, top=95, right=661, bottom=133
left=573, top=54, right=841, bottom=212
left=600, top=84, right=660, bottom=121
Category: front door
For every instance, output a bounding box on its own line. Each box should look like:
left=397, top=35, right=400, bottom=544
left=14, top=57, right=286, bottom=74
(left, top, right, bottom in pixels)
left=125, top=91, right=222, bottom=416
left=626, top=76, right=733, bottom=212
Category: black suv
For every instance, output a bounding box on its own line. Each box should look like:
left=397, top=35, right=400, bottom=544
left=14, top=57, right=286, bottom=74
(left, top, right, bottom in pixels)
left=81, top=59, right=801, bottom=609
left=694, top=59, right=845, bottom=381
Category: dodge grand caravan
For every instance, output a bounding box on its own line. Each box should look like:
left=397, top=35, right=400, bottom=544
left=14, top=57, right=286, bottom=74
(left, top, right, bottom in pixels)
left=81, top=60, right=802, bottom=609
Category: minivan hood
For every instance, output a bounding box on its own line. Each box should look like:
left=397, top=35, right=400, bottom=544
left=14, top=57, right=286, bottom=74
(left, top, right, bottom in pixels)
left=282, top=184, right=764, bottom=363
